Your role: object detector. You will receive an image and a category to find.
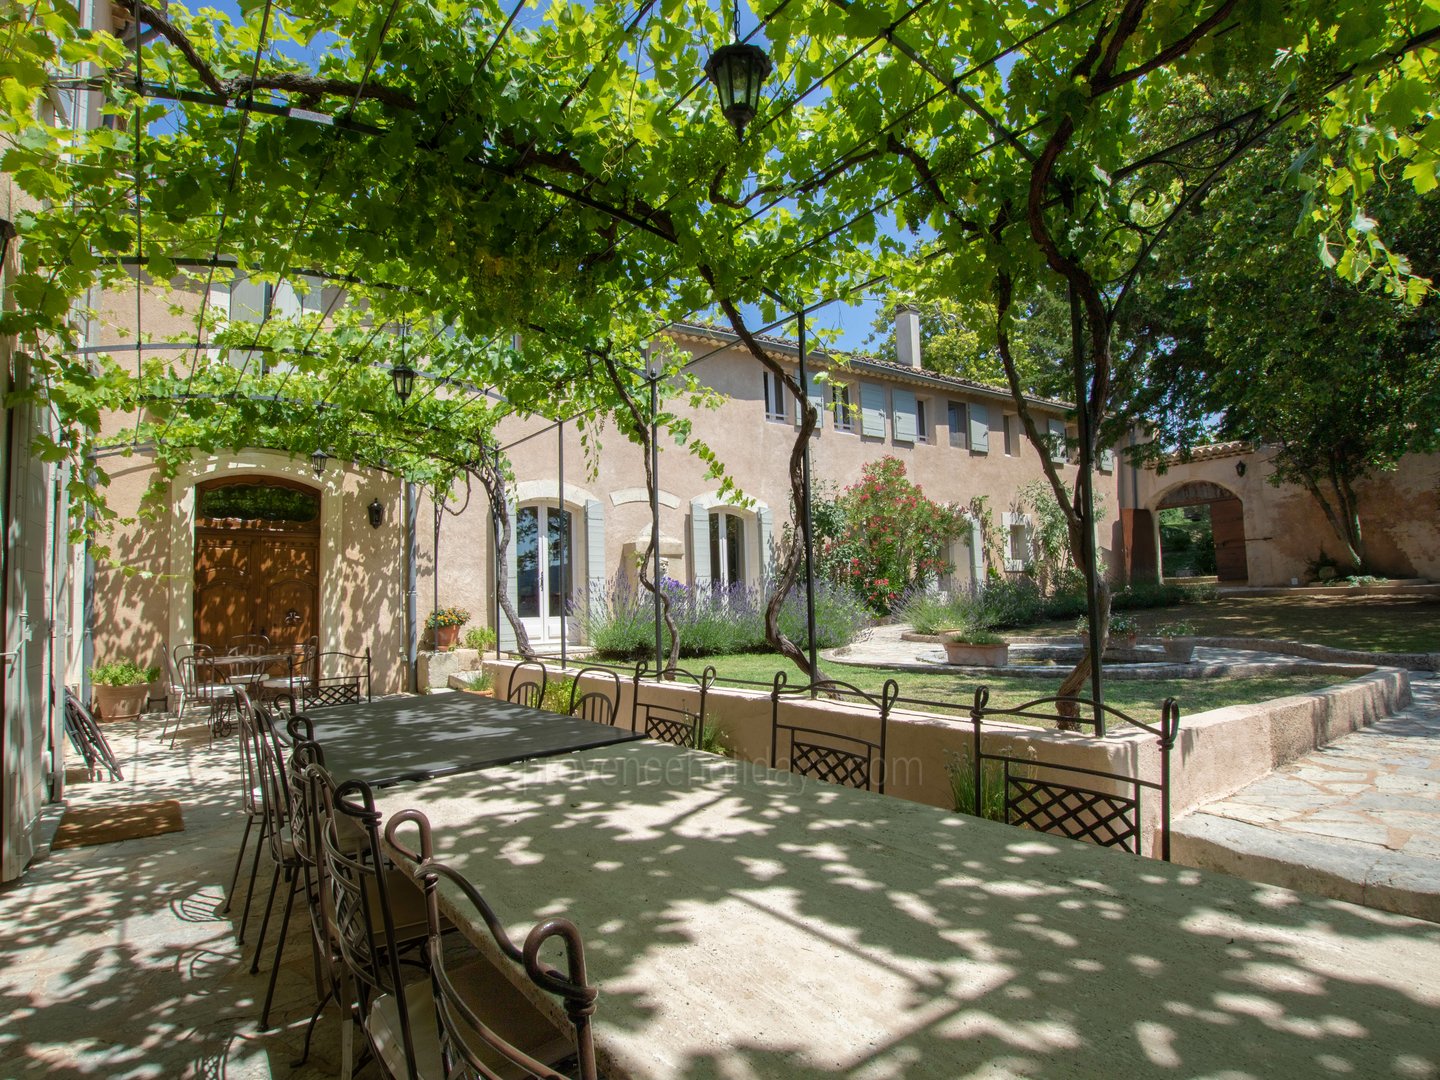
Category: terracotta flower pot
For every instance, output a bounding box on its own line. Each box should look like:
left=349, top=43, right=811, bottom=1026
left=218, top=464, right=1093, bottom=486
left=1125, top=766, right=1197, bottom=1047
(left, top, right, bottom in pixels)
left=434, top=625, right=460, bottom=651
left=942, top=640, right=1009, bottom=667
left=92, top=683, right=150, bottom=722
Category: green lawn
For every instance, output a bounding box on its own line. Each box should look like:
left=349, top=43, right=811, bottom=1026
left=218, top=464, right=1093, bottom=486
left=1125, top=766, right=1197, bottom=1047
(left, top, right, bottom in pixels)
left=1023, top=594, right=1440, bottom=653
left=695, top=652, right=1346, bottom=720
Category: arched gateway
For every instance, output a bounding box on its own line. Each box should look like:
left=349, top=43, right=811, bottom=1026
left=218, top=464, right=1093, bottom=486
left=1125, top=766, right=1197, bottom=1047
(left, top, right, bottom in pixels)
left=1154, top=480, right=1248, bottom=583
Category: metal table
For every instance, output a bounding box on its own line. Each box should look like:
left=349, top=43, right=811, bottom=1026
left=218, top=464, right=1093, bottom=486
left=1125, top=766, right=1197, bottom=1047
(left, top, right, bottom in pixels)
left=302, top=692, right=643, bottom=787
left=375, top=741, right=1440, bottom=1080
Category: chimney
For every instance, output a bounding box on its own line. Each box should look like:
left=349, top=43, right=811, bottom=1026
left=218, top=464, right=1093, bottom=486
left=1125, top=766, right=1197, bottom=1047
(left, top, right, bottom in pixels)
left=895, top=305, right=921, bottom=369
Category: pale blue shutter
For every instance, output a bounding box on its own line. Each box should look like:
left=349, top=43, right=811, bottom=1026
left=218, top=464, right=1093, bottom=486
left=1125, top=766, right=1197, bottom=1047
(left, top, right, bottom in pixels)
left=892, top=389, right=916, bottom=444
left=498, top=496, right=519, bottom=651
left=584, top=499, right=606, bottom=613
left=229, top=275, right=266, bottom=371
left=800, top=371, right=824, bottom=431
left=948, top=401, right=965, bottom=448
left=860, top=382, right=886, bottom=437
left=690, top=499, right=711, bottom=588
left=969, top=403, right=990, bottom=452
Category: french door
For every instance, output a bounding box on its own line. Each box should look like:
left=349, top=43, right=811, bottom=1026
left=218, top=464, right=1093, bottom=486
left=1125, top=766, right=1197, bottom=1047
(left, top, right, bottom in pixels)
left=516, top=506, right=574, bottom=641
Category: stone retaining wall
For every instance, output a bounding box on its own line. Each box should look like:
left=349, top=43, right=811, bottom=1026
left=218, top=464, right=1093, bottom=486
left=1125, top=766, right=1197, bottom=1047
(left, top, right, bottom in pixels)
left=484, top=660, right=1410, bottom=859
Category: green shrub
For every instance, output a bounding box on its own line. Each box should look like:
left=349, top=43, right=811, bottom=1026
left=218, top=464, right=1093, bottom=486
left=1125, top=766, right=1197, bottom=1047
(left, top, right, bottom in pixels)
left=945, top=750, right=1009, bottom=822
left=91, top=659, right=160, bottom=686
left=462, top=626, right=497, bottom=652
left=700, top=718, right=730, bottom=756
left=540, top=676, right=575, bottom=714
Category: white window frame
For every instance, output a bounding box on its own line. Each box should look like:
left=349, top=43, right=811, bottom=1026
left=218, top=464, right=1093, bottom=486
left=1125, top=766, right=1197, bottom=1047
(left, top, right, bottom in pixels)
left=915, top=398, right=929, bottom=443
left=1002, top=512, right=1032, bottom=573
left=832, top=383, right=855, bottom=432
left=1003, top=413, right=1018, bottom=457
left=762, top=370, right=786, bottom=422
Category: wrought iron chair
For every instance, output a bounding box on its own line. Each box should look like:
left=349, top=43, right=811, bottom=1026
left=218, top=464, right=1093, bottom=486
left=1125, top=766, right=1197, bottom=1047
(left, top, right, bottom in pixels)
left=631, top=660, right=716, bottom=749
left=387, top=809, right=600, bottom=1080
left=506, top=660, right=548, bottom=708
left=276, top=647, right=371, bottom=713
left=223, top=689, right=271, bottom=940
left=262, top=634, right=319, bottom=704
left=769, top=671, right=898, bottom=793
left=173, top=644, right=238, bottom=747
left=567, top=666, right=621, bottom=726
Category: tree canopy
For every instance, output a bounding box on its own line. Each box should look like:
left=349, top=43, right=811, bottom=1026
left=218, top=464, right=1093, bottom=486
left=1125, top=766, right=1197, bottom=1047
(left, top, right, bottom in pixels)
left=4, top=0, right=1440, bottom=675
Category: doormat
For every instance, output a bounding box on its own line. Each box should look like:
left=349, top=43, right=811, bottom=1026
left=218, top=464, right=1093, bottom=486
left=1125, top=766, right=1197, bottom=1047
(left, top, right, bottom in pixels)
left=50, top=800, right=185, bottom=850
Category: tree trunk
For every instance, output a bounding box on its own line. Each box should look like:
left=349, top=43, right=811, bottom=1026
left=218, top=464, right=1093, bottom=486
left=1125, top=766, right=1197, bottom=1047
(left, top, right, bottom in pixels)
left=473, top=456, right=536, bottom=662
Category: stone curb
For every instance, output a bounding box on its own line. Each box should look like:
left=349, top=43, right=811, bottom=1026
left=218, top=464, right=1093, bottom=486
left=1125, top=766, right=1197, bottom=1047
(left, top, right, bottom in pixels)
left=1172, top=812, right=1440, bottom=924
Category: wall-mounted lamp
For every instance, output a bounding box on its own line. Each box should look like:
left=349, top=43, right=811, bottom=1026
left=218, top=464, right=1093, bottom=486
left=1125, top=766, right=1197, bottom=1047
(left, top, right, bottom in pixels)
left=1235, top=461, right=1247, bottom=477
left=367, top=498, right=384, bottom=528
left=311, top=448, right=329, bottom=478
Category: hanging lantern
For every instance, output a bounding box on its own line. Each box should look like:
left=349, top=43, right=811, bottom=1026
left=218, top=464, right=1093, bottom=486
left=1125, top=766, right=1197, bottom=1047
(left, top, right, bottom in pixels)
left=310, top=448, right=328, bottom=477
left=390, top=363, right=416, bottom=403
left=704, top=42, right=771, bottom=139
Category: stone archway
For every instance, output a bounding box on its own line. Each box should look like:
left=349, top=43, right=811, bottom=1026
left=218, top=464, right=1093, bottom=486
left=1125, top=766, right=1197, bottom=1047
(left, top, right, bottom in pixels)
left=1155, top=480, right=1248, bottom=583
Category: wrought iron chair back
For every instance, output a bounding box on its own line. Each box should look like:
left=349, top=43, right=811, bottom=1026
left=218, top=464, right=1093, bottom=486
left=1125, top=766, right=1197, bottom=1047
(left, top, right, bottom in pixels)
left=318, top=774, right=422, bottom=1075
left=631, top=660, right=716, bottom=749
left=904, top=686, right=1181, bottom=860
left=386, top=810, right=600, bottom=1080
left=769, top=671, right=898, bottom=793
left=567, top=666, right=621, bottom=726
left=172, top=643, right=216, bottom=703
left=228, top=632, right=272, bottom=655
left=63, top=687, right=123, bottom=781
left=507, top=660, right=549, bottom=708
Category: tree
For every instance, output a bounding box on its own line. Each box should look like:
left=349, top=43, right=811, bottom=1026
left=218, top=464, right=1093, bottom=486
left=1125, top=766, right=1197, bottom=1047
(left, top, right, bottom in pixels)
left=1120, top=142, right=1440, bottom=569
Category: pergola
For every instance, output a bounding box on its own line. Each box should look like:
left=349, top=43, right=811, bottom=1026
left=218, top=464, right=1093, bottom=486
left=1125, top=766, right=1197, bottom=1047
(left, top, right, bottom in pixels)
left=5, top=0, right=1438, bottom=695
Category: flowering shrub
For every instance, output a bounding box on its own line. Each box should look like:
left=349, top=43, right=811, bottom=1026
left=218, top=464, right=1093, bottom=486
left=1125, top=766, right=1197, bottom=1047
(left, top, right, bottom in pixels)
left=828, top=457, right=966, bottom=615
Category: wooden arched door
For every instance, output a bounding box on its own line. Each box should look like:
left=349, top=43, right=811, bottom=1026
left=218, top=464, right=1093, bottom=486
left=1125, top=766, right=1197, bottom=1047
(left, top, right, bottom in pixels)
left=193, top=478, right=321, bottom=651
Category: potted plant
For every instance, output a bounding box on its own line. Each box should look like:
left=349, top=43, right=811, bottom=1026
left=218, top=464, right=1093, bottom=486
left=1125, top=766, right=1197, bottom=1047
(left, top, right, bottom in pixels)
left=941, top=625, right=1009, bottom=667
left=427, top=606, right=470, bottom=651
left=1076, top=612, right=1140, bottom=654
left=90, top=658, right=161, bottom=721
left=1154, top=620, right=1198, bottom=662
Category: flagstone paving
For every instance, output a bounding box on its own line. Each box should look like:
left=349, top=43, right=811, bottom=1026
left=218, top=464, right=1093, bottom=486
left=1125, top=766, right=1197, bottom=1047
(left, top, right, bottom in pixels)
left=1173, top=674, right=1440, bottom=921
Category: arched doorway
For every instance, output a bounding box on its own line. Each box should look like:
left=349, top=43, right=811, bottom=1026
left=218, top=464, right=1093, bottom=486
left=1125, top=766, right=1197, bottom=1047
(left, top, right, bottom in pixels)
left=1155, top=481, right=1248, bottom=583
left=193, top=477, right=321, bottom=651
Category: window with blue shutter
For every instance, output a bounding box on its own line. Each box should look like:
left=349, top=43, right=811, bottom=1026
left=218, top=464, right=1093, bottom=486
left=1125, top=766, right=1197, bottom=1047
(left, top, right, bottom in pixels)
left=860, top=382, right=886, bottom=437
left=947, top=401, right=966, bottom=448
left=1047, top=419, right=1067, bottom=463
left=892, top=389, right=917, bottom=444
left=1098, top=448, right=1115, bottom=472
left=969, top=403, right=989, bottom=452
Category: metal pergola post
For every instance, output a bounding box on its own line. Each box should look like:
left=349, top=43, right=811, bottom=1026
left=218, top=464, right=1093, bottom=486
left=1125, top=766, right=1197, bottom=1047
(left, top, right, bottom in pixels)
left=796, top=310, right=819, bottom=682
left=648, top=362, right=663, bottom=675
left=1070, top=283, right=1104, bottom=731
left=558, top=418, right=567, bottom=669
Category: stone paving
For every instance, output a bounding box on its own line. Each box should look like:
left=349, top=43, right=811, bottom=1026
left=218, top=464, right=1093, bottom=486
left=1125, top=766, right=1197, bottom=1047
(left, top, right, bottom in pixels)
left=1173, top=674, right=1440, bottom=922
left=0, top=712, right=345, bottom=1079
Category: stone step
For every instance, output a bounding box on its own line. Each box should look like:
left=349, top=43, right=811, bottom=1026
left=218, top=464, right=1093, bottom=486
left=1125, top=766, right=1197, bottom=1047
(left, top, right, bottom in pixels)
left=1172, top=811, right=1440, bottom=923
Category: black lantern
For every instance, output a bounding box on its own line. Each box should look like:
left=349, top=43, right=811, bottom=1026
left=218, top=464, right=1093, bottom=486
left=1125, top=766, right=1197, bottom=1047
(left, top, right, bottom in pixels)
left=310, top=447, right=328, bottom=478
left=704, top=42, right=771, bottom=139
left=367, top=498, right=384, bottom=528
left=1235, top=460, right=1247, bottom=477
left=390, top=362, right=416, bottom=403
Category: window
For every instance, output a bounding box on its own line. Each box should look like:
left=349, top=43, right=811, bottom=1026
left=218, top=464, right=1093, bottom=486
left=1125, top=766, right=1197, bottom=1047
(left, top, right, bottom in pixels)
left=762, top=370, right=786, bottom=422
left=1002, top=512, right=1031, bottom=572
left=1047, top=419, right=1068, bottom=463
left=1098, top=447, right=1115, bottom=473
left=915, top=399, right=929, bottom=443
left=709, top=511, right=746, bottom=587
left=947, top=401, right=966, bottom=448
left=1003, top=414, right=1018, bottom=456
left=832, top=384, right=855, bottom=432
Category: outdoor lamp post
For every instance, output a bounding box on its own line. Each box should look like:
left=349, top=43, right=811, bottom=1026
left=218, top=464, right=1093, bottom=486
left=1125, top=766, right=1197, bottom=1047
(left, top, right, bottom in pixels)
left=390, top=362, right=416, bottom=403
left=704, top=42, right=771, bottom=139
left=310, top=448, right=328, bottom=478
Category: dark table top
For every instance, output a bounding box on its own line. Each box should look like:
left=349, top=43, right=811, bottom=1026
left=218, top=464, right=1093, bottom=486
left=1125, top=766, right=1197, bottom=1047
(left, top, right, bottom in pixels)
left=301, top=691, right=644, bottom=787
